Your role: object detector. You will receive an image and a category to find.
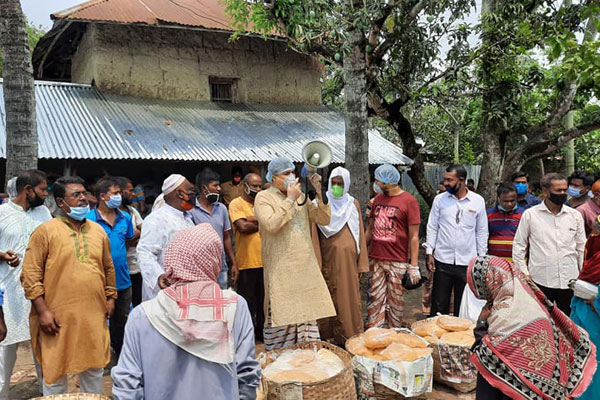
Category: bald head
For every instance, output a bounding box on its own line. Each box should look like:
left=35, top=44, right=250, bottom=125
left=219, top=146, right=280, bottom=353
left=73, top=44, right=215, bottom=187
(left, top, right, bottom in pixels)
left=242, top=173, right=263, bottom=202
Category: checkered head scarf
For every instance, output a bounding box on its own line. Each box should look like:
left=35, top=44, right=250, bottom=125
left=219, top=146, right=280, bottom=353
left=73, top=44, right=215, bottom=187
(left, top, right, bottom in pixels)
left=144, top=223, right=238, bottom=365
left=164, top=223, right=223, bottom=284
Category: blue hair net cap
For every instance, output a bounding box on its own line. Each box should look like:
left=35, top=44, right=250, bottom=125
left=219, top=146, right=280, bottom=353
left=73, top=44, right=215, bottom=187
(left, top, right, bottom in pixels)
left=375, top=164, right=400, bottom=185
left=266, top=156, right=294, bottom=183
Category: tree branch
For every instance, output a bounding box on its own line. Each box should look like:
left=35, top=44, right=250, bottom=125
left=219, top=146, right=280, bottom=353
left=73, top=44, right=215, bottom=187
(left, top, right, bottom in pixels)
left=522, top=117, right=600, bottom=163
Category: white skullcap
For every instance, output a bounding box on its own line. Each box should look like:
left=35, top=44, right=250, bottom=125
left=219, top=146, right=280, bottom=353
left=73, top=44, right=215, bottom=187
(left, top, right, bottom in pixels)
left=162, top=174, right=186, bottom=195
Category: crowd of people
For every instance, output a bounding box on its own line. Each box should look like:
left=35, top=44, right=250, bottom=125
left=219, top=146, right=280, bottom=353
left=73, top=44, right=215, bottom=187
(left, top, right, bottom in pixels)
left=0, top=159, right=599, bottom=399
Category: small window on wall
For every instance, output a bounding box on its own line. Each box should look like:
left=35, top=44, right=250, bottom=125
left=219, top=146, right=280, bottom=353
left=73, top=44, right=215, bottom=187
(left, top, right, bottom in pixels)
left=209, top=77, right=237, bottom=103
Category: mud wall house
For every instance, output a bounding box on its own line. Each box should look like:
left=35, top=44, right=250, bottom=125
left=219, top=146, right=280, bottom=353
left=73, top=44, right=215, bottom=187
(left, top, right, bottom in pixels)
left=1, top=0, right=411, bottom=191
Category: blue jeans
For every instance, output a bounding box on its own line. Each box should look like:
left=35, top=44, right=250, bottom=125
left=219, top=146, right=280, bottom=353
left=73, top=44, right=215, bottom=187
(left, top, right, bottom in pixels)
left=218, top=270, right=228, bottom=289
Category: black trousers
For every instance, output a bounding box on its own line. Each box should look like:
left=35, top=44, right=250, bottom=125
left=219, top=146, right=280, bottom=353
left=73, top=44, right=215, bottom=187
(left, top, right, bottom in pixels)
left=236, top=268, right=265, bottom=340
left=430, top=260, right=467, bottom=317
left=536, top=283, right=573, bottom=315
left=476, top=373, right=511, bottom=400
left=130, top=272, right=142, bottom=308
left=110, top=287, right=132, bottom=358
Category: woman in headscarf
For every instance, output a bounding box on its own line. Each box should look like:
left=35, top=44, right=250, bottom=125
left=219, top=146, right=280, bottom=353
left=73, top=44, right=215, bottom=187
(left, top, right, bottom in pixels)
left=468, top=255, right=596, bottom=400
left=570, top=215, right=600, bottom=399
left=316, top=167, right=368, bottom=345
left=111, top=223, right=260, bottom=400
left=254, top=156, right=336, bottom=351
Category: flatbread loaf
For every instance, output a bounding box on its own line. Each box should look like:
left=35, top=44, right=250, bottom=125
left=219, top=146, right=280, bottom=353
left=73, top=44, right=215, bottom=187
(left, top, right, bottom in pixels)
left=440, top=331, right=475, bottom=347
left=346, top=335, right=372, bottom=356
left=289, top=349, right=316, bottom=367
left=423, top=335, right=439, bottom=344
left=413, top=321, right=448, bottom=338
left=380, top=343, right=433, bottom=362
left=364, top=328, right=398, bottom=349
left=394, top=333, right=428, bottom=348
left=436, top=316, right=473, bottom=332
left=271, top=370, right=316, bottom=383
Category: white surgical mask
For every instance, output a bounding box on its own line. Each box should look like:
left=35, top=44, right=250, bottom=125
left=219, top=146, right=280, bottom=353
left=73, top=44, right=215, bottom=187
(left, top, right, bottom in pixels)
left=284, top=174, right=297, bottom=189
left=373, top=182, right=384, bottom=194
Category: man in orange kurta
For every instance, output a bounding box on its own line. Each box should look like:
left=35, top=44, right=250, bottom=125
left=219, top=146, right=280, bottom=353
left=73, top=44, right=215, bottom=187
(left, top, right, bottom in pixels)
left=21, top=176, right=117, bottom=396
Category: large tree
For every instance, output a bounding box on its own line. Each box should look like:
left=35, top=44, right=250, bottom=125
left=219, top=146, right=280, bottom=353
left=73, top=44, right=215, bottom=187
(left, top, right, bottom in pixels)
left=0, top=0, right=38, bottom=184
left=227, top=0, right=600, bottom=207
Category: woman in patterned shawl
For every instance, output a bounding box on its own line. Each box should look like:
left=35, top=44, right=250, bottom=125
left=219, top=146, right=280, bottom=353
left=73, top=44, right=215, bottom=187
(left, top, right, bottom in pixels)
left=468, top=255, right=596, bottom=400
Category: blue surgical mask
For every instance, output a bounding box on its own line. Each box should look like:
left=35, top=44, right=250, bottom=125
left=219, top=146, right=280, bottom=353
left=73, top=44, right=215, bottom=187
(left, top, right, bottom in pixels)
left=106, top=194, right=122, bottom=209
left=568, top=186, right=584, bottom=198
left=498, top=204, right=518, bottom=213
left=67, top=205, right=90, bottom=221
left=514, top=183, right=528, bottom=195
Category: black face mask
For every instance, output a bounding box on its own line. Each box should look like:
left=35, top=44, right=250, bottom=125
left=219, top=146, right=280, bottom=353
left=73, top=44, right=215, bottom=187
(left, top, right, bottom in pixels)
left=122, top=195, right=132, bottom=206
left=245, top=184, right=259, bottom=199
left=549, top=192, right=568, bottom=206
left=445, top=183, right=460, bottom=195
left=27, top=190, right=45, bottom=208
left=203, top=187, right=220, bottom=204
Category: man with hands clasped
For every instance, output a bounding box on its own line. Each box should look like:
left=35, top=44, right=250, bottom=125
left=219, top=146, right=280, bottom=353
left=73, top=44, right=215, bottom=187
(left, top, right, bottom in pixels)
left=21, top=176, right=117, bottom=395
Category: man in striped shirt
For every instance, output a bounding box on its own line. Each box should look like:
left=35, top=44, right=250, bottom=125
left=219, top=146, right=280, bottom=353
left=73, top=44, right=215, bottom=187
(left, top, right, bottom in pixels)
left=487, top=183, right=523, bottom=262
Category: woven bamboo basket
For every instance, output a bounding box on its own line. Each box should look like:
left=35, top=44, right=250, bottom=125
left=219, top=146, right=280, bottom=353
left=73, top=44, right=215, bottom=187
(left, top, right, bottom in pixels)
left=411, top=318, right=476, bottom=393
left=260, top=340, right=357, bottom=400
left=346, top=329, right=433, bottom=399
left=33, top=395, right=110, bottom=400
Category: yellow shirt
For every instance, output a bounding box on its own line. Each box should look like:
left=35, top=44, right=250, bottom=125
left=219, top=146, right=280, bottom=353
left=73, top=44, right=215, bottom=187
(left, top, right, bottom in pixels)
left=229, top=197, right=262, bottom=270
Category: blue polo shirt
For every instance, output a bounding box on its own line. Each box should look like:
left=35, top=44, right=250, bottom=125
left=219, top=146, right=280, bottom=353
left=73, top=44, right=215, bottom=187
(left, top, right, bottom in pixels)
left=189, top=200, right=231, bottom=271
left=87, top=208, right=134, bottom=291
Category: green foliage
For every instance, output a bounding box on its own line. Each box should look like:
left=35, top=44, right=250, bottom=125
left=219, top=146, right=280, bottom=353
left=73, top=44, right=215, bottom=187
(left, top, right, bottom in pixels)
left=0, top=18, right=46, bottom=76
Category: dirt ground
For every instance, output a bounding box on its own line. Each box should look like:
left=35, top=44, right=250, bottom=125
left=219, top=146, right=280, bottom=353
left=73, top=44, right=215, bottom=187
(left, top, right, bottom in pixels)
left=8, top=285, right=475, bottom=399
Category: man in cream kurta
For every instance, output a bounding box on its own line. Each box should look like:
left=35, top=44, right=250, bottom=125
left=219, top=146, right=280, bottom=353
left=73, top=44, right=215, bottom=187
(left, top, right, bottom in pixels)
left=254, top=157, right=336, bottom=350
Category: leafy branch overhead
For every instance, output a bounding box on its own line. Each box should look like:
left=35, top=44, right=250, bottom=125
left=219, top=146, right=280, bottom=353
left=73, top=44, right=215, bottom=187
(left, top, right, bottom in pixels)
left=225, top=0, right=600, bottom=206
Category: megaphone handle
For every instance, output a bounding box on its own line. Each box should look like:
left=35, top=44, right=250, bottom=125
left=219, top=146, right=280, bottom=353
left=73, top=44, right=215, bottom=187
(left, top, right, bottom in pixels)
left=297, top=177, right=309, bottom=206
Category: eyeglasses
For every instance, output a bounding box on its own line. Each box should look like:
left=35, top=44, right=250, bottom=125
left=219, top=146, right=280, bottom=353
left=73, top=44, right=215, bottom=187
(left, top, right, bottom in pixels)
left=67, top=191, right=90, bottom=199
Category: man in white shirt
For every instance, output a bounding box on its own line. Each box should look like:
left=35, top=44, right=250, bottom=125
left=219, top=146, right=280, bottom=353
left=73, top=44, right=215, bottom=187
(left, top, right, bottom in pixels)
left=0, top=170, right=50, bottom=399
left=513, top=173, right=586, bottom=315
left=136, top=174, right=195, bottom=301
left=425, top=164, right=488, bottom=317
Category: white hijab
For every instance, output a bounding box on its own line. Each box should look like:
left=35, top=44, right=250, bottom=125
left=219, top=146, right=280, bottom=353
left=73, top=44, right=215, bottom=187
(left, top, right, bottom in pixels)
left=318, top=167, right=361, bottom=253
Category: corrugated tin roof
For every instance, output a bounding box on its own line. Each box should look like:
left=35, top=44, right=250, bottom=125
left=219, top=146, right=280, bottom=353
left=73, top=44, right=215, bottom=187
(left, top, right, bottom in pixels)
left=52, top=0, right=248, bottom=32
left=0, top=80, right=411, bottom=165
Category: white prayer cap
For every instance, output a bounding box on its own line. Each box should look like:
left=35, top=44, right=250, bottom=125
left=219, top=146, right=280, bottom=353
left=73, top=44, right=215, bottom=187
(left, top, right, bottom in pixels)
left=162, top=174, right=186, bottom=195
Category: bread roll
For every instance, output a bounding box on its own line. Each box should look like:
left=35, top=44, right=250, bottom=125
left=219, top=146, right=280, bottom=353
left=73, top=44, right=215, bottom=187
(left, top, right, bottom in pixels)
left=364, top=328, right=397, bottom=349
left=380, top=343, right=433, bottom=362
left=436, top=316, right=473, bottom=332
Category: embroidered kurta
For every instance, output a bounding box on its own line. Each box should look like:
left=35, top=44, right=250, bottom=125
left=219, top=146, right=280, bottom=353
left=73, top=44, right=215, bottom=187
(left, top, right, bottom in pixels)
left=21, top=217, right=117, bottom=384
left=136, top=204, right=194, bottom=300
left=0, top=202, right=51, bottom=345
left=254, top=188, right=336, bottom=327
left=111, top=297, right=260, bottom=400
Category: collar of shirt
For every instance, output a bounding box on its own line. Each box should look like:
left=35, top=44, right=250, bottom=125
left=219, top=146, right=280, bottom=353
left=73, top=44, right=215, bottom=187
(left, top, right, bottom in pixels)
left=163, top=203, right=188, bottom=217
left=194, top=198, right=224, bottom=215
left=445, top=189, right=473, bottom=202
left=8, top=201, right=24, bottom=213
left=538, top=200, right=568, bottom=216
left=92, top=207, right=126, bottom=226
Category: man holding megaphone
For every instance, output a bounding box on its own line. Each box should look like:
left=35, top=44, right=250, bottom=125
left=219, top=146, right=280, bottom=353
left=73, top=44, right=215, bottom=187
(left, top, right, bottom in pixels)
left=255, top=156, right=336, bottom=350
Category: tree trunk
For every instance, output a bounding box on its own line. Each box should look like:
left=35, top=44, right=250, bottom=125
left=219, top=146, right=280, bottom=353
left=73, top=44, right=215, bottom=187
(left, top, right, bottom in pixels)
left=343, top=11, right=369, bottom=215
left=0, top=0, right=38, bottom=185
